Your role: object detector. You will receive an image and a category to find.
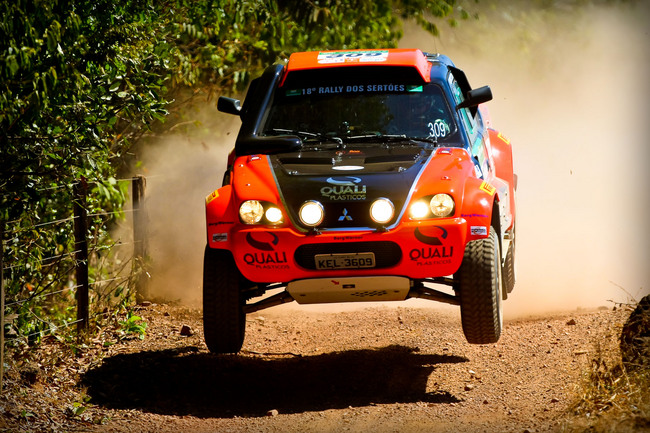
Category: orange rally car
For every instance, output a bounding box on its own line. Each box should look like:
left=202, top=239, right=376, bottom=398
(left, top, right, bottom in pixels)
left=206, top=49, right=517, bottom=353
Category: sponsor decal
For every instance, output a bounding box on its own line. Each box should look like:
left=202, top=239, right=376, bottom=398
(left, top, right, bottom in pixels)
left=318, top=50, right=389, bottom=64
left=243, top=232, right=289, bottom=269
left=461, top=213, right=489, bottom=218
left=328, top=281, right=356, bottom=289
left=321, top=181, right=367, bottom=200
left=288, top=84, right=411, bottom=96
left=243, top=252, right=289, bottom=269
left=333, top=235, right=363, bottom=241
left=205, top=190, right=219, bottom=204
left=409, top=247, right=453, bottom=263
left=245, top=232, right=279, bottom=251
left=411, top=226, right=454, bottom=266
left=479, top=181, right=496, bottom=196
left=212, top=233, right=228, bottom=242
left=208, top=221, right=234, bottom=227
left=497, top=131, right=511, bottom=144
left=471, top=226, right=488, bottom=236
left=414, top=226, right=447, bottom=245
left=326, top=176, right=361, bottom=186
left=317, top=86, right=345, bottom=94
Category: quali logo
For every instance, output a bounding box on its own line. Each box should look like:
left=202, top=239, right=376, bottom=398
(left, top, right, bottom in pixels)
left=243, top=232, right=288, bottom=268
left=321, top=177, right=366, bottom=201
left=326, top=176, right=361, bottom=186
left=414, top=226, right=448, bottom=245
left=245, top=232, right=279, bottom=251
left=410, top=226, right=453, bottom=265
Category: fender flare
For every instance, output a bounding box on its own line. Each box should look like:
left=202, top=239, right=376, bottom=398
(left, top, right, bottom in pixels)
left=205, top=185, right=236, bottom=249
left=488, top=128, right=516, bottom=225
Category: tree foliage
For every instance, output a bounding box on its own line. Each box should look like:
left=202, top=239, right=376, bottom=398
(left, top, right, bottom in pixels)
left=1, top=0, right=465, bottom=343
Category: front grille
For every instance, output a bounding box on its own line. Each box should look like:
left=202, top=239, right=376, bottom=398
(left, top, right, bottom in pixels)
left=294, top=241, right=402, bottom=270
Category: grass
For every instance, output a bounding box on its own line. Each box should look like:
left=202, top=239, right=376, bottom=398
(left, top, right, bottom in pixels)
left=564, top=302, right=650, bottom=432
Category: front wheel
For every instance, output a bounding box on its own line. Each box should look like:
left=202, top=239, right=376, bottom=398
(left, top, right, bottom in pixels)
left=203, top=247, right=246, bottom=354
left=456, top=227, right=503, bottom=344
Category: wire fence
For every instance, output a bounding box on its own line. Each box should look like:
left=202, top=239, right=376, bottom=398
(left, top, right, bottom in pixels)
left=0, top=175, right=149, bottom=393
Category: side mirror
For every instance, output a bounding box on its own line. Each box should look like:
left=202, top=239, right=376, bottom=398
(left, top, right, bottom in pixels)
left=456, top=86, right=493, bottom=110
left=217, top=96, right=241, bottom=116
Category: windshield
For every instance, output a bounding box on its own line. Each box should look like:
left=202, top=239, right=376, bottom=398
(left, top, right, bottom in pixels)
left=262, top=82, right=457, bottom=143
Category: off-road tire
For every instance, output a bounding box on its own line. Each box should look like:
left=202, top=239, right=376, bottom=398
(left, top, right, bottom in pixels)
left=203, top=246, right=246, bottom=354
left=456, top=227, right=503, bottom=344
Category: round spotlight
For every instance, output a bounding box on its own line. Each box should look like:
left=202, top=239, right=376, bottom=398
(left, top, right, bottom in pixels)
left=265, top=206, right=283, bottom=224
left=299, top=200, right=324, bottom=227
left=239, top=200, right=264, bottom=224
left=370, top=198, right=395, bottom=224
left=409, top=200, right=430, bottom=220
left=430, top=194, right=455, bottom=217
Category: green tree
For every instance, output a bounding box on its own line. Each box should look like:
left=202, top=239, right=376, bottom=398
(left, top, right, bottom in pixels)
left=1, top=0, right=466, bottom=343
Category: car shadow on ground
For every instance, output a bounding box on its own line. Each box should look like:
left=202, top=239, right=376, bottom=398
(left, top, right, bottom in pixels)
left=81, top=344, right=467, bottom=418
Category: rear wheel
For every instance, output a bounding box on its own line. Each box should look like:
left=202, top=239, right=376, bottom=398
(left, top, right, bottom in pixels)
left=203, top=246, right=246, bottom=354
left=456, top=227, right=503, bottom=344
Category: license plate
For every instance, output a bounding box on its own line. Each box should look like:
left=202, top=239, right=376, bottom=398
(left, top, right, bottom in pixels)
left=314, top=252, right=376, bottom=270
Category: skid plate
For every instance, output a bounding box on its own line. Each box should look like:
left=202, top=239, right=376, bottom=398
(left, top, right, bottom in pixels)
left=287, top=276, right=410, bottom=304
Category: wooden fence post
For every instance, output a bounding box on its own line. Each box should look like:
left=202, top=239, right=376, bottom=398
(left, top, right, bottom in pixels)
left=1, top=219, right=5, bottom=394
left=74, top=178, right=89, bottom=333
left=132, top=175, right=149, bottom=303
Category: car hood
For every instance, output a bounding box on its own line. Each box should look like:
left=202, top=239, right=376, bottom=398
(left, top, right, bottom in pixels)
left=270, top=144, right=435, bottom=229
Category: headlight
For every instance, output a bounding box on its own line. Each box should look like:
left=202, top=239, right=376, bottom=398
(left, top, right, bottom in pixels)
left=265, top=206, right=283, bottom=224
left=430, top=194, right=455, bottom=217
left=239, top=200, right=264, bottom=224
left=299, top=200, right=324, bottom=226
left=370, top=198, right=395, bottom=224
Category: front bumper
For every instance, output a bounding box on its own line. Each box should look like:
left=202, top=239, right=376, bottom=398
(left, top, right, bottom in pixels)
left=209, top=218, right=468, bottom=283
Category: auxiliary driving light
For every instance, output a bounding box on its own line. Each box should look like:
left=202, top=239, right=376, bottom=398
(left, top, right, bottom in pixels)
left=370, top=198, right=395, bottom=224
left=409, top=200, right=430, bottom=220
left=239, top=200, right=264, bottom=224
left=299, top=200, right=324, bottom=226
left=265, top=206, right=283, bottom=224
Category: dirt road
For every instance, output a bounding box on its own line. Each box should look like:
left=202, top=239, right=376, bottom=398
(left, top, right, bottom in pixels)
left=73, top=302, right=627, bottom=433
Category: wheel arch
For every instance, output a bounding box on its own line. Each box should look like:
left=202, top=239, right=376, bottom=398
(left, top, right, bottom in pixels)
left=490, top=196, right=502, bottom=248
left=205, top=184, right=236, bottom=249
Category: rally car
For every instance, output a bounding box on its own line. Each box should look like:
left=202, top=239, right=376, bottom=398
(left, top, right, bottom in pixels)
left=205, top=49, right=516, bottom=354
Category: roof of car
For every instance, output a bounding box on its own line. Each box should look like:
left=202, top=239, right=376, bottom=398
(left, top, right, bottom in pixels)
left=284, top=49, right=432, bottom=83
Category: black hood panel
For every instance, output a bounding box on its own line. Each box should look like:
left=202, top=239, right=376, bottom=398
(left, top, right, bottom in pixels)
left=270, top=145, right=433, bottom=229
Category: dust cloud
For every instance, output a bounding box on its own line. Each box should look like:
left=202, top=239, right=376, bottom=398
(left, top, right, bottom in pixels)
left=137, top=2, right=649, bottom=317
left=136, top=111, right=239, bottom=306
left=400, top=1, right=650, bottom=316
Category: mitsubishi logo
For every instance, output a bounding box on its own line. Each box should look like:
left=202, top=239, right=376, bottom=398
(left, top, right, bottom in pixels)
left=338, top=208, right=353, bottom=221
